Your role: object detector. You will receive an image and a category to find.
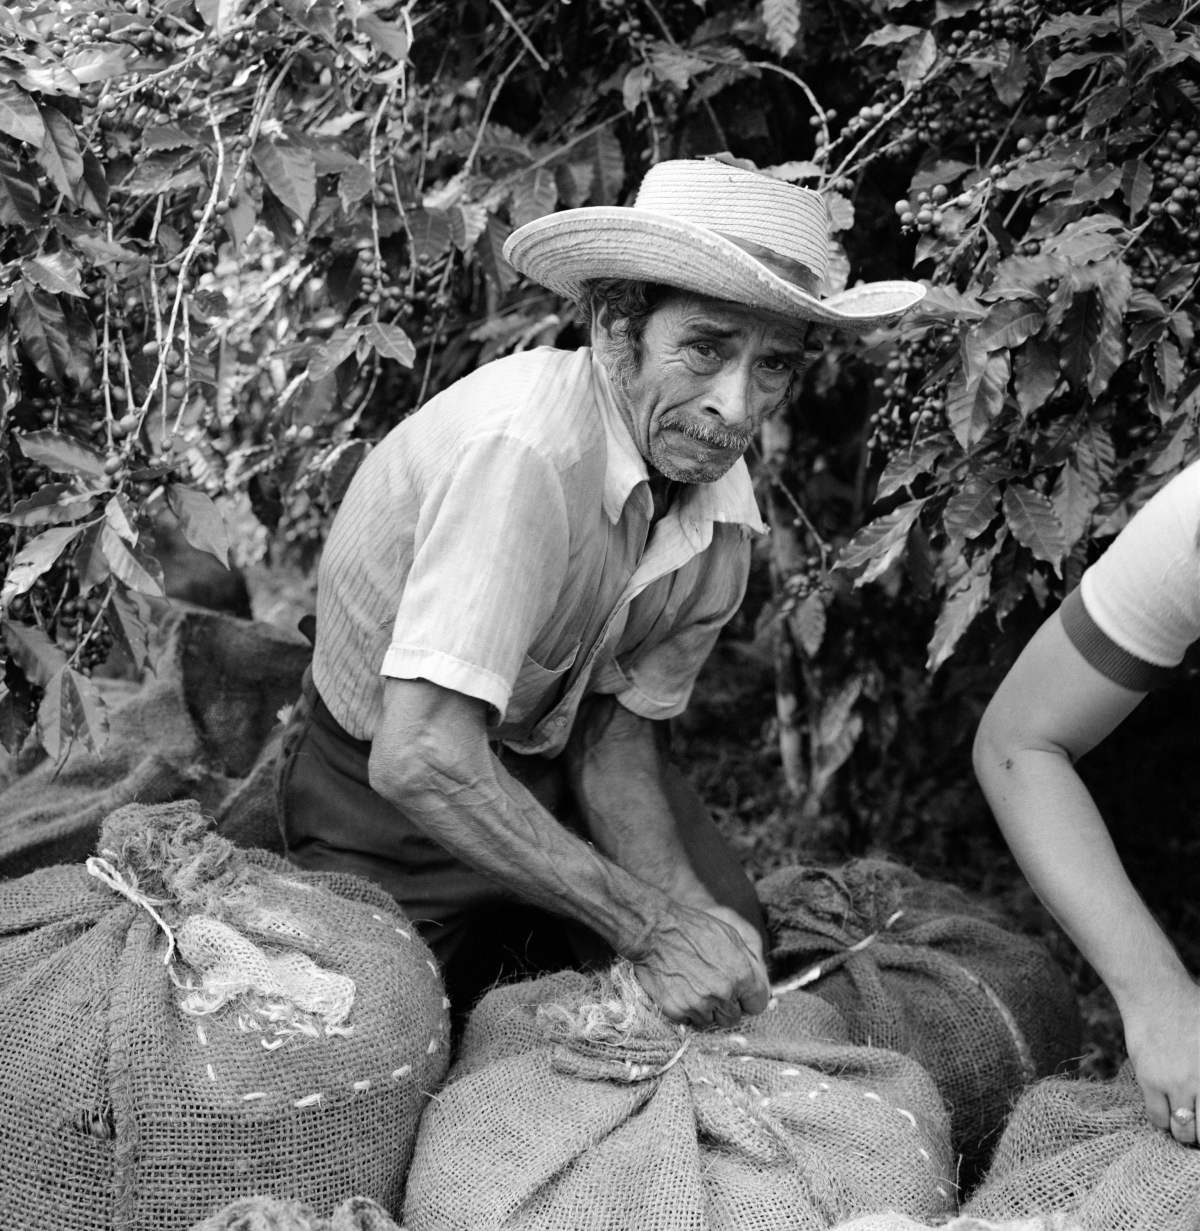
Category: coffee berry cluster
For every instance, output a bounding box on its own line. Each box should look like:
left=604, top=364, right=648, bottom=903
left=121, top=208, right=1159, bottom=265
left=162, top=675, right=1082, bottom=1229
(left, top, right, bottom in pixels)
left=867, top=332, right=951, bottom=457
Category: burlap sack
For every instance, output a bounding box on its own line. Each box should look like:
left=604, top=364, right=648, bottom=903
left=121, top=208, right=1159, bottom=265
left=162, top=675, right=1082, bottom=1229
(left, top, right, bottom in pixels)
left=189, top=1195, right=401, bottom=1231
left=404, top=965, right=956, bottom=1231
left=758, top=861, right=1081, bottom=1164
left=0, top=801, right=450, bottom=1231
left=0, top=608, right=308, bottom=878
left=962, top=1064, right=1200, bottom=1230
left=832, top=1215, right=1078, bottom=1230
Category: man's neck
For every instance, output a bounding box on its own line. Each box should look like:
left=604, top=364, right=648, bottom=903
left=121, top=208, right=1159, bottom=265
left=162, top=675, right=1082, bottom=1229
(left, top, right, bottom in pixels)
left=647, top=472, right=676, bottom=525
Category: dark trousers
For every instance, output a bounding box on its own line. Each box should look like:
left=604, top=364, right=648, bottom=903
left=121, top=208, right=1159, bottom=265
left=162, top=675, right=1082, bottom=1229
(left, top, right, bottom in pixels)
left=276, top=675, right=764, bottom=1017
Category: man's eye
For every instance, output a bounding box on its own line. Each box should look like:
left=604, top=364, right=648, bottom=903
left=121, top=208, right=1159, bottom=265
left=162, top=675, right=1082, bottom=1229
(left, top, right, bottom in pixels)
left=690, top=343, right=719, bottom=361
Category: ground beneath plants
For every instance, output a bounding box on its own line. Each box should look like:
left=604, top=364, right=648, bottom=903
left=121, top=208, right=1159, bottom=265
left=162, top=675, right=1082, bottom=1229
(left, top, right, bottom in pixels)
left=676, top=634, right=1200, bottom=1083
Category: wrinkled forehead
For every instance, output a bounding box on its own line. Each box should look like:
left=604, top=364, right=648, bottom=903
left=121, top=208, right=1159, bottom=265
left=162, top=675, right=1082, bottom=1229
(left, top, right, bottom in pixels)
left=656, top=290, right=817, bottom=349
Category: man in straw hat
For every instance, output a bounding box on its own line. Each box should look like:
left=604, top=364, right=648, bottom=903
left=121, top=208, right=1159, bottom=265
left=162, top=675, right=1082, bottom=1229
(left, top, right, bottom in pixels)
left=277, top=156, right=925, bottom=1024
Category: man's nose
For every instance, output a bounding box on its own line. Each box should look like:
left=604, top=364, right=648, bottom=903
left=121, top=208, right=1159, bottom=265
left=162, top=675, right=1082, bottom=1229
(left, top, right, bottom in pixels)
left=703, top=365, right=755, bottom=428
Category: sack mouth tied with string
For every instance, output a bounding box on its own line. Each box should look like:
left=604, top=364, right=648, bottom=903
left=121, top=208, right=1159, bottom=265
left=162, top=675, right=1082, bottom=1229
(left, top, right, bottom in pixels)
left=405, top=962, right=957, bottom=1231
left=0, top=799, right=450, bottom=1231
left=759, top=859, right=1082, bottom=1171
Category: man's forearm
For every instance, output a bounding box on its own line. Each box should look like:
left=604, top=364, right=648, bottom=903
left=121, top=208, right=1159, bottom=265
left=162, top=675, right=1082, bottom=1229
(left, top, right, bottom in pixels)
left=975, top=742, right=1188, bottom=1009
left=564, top=699, right=716, bottom=907
left=373, top=742, right=679, bottom=957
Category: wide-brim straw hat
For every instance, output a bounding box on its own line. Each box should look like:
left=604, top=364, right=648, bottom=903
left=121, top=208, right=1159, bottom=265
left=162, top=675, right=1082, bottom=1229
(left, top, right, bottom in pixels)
left=504, top=158, right=925, bottom=332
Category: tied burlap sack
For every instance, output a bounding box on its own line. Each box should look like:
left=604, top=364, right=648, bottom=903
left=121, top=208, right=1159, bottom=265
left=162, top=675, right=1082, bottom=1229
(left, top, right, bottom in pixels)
left=961, top=1063, right=1200, bottom=1230
left=404, top=964, right=956, bottom=1231
left=0, top=800, right=450, bottom=1231
left=832, top=1215, right=1078, bottom=1230
left=189, top=1194, right=401, bottom=1231
left=0, top=607, right=310, bottom=878
left=758, top=861, right=1081, bottom=1164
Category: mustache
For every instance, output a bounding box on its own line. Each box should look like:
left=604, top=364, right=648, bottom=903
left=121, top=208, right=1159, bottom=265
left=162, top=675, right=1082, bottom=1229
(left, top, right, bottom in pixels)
left=659, top=413, right=756, bottom=452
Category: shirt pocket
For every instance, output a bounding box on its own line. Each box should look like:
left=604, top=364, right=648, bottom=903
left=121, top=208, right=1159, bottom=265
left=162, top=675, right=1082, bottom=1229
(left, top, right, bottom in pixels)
left=505, top=642, right=581, bottom=725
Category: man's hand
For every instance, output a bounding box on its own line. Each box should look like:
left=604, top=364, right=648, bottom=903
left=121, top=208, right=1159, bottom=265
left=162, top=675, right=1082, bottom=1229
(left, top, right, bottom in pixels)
left=632, top=902, right=769, bottom=1029
left=1122, top=973, right=1200, bottom=1147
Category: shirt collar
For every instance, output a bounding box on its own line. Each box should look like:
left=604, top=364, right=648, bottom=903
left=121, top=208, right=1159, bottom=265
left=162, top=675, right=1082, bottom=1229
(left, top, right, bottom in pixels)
left=589, top=350, right=767, bottom=536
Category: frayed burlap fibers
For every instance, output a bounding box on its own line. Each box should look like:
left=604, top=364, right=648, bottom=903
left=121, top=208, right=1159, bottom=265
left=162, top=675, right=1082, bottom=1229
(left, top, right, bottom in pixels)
left=403, top=964, right=957, bottom=1231
left=0, top=801, right=449, bottom=1231
left=962, top=1064, right=1200, bottom=1230
left=189, top=1194, right=402, bottom=1231
left=758, top=861, right=1082, bottom=1168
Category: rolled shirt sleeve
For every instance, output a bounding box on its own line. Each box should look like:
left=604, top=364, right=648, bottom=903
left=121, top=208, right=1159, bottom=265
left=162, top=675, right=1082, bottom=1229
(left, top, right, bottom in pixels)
left=1065, top=459, right=1200, bottom=687
left=381, top=432, right=570, bottom=721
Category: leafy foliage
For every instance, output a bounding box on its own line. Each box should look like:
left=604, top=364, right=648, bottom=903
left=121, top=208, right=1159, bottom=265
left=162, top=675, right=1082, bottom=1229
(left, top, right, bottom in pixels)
left=0, top=0, right=1196, bottom=817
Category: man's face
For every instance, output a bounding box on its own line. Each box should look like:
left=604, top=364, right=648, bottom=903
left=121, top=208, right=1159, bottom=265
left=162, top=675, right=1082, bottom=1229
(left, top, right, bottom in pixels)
left=595, top=291, right=814, bottom=484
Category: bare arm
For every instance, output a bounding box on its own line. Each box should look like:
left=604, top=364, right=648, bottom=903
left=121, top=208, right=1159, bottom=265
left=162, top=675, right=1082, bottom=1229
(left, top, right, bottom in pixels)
left=563, top=694, right=767, bottom=969
left=368, top=677, right=768, bottom=1026
left=973, top=611, right=1199, bottom=1142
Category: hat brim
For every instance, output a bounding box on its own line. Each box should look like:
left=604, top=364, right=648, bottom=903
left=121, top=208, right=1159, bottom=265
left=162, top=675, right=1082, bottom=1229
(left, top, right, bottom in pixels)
left=504, top=208, right=926, bottom=333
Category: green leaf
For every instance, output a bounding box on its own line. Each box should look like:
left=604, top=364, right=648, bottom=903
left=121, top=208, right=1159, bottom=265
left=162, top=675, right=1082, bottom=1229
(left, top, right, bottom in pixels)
left=990, top=43, right=1028, bottom=106
left=16, top=431, right=107, bottom=485
left=942, top=475, right=1000, bottom=542
left=1013, top=338, right=1060, bottom=417
left=926, top=549, right=993, bottom=672
left=477, top=213, right=517, bottom=291
left=825, top=192, right=854, bottom=233
left=10, top=281, right=72, bottom=388
left=224, top=191, right=259, bottom=250
left=1, top=523, right=86, bottom=603
left=909, top=158, right=973, bottom=194
left=107, top=586, right=153, bottom=673
left=0, top=483, right=97, bottom=527
left=0, top=155, right=43, bottom=229
left=1082, top=84, right=1130, bottom=136
left=21, top=251, right=86, bottom=298
left=337, top=162, right=372, bottom=215
left=835, top=498, right=927, bottom=586
left=574, top=128, right=624, bottom=207
left=61, top=47, right=129, bottom=84
left=898, top=30, right=937, bottom=91
left=1088, top=261, right=1131, bottom=398
left=510, top=166, right=558, bottom=230
left=1058, top=288, right=1101, bottom=389
left=1076, top=417, right=1115, bottom=496
left=622, top=63, right=653, bottom=113
left=307, top=326, right=365, bottom=381
left=788, top=592, right=826, bottom=657
left=947, top=349, right=1009, bottom=450
left=876, top=437, right=949, bottom=500
left=364, top=322, right=415, bottom=367
left=61, top=664, right=109, bottom=757
left=356, top=13, right=409, bottom=60
left=1041, top=215, right=1126, bottom=264
left=975, top=301, right=1045, bottom=352
left=1068, top=164, right=1121, bottom=204
left=1144, top=338, right=1183, bottom=421
left=100, top=525, right=164, bottom=596
left=253, top=140, right=317, bottom=223
left=1, top=618, right=67, bottom=688
left=1121, top=158, right=1153, bottom=220
left=74, top=520, right=109, bottom=595
left=166, top=485, right=229, bottom=567
left=121, top=150, right=206, bottom=196
left=912, top=284, right=987, bottom=322
left=1003, top=485, right=1065, bottom=572
left=104, top=494, right=138, bottom=545
left=1051, top=462, right=1094, bottom=552
left=0, top=82, right=44, bottom=146
left=860, top=24, right=925, bottom=46
left=77, top=147, right=109, bottom=218
left=762, top=0, right=801, bottom=57
left=35, top=106, right=83, bottom=202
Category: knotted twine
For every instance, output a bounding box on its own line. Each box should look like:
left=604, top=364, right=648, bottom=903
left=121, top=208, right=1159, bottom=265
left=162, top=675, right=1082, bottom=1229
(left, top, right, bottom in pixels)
left=405, top=963, right=957, bottom=1231
left=85, top=803, right=355, bottom=1039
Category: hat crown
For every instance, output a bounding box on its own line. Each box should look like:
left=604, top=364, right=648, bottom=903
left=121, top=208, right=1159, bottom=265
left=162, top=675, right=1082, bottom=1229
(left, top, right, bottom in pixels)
left=633, top=160, right=830, bottom=282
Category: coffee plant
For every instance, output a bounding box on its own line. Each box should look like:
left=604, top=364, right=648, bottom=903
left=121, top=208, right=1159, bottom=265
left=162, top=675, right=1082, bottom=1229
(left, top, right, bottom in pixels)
left=0, top=0, right=1195, bottom=823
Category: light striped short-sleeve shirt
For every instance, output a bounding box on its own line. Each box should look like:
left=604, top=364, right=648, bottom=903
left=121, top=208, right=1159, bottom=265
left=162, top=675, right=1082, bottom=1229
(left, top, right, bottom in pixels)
left=312, top=345, right=766, bottom=755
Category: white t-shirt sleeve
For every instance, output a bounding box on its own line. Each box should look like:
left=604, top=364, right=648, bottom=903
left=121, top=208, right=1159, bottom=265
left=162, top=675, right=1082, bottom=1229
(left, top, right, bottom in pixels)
left=1073, top=458, right=1200, bottom=678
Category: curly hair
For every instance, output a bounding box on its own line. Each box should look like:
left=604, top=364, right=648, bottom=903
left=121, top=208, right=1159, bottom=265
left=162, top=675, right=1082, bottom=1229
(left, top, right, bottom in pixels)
left=579, top=278, right=672, bottom=363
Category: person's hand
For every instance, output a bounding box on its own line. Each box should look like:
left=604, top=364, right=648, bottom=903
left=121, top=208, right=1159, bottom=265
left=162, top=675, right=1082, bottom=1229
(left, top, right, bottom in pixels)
left=1120, top=972, right=1200, bottom=1147
left=631, top=903, right=770, bottom=1029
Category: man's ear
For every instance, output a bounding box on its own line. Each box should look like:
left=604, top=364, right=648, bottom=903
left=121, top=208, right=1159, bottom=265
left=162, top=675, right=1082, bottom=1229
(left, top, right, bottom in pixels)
left=590, top=301, right=615, bottom=350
